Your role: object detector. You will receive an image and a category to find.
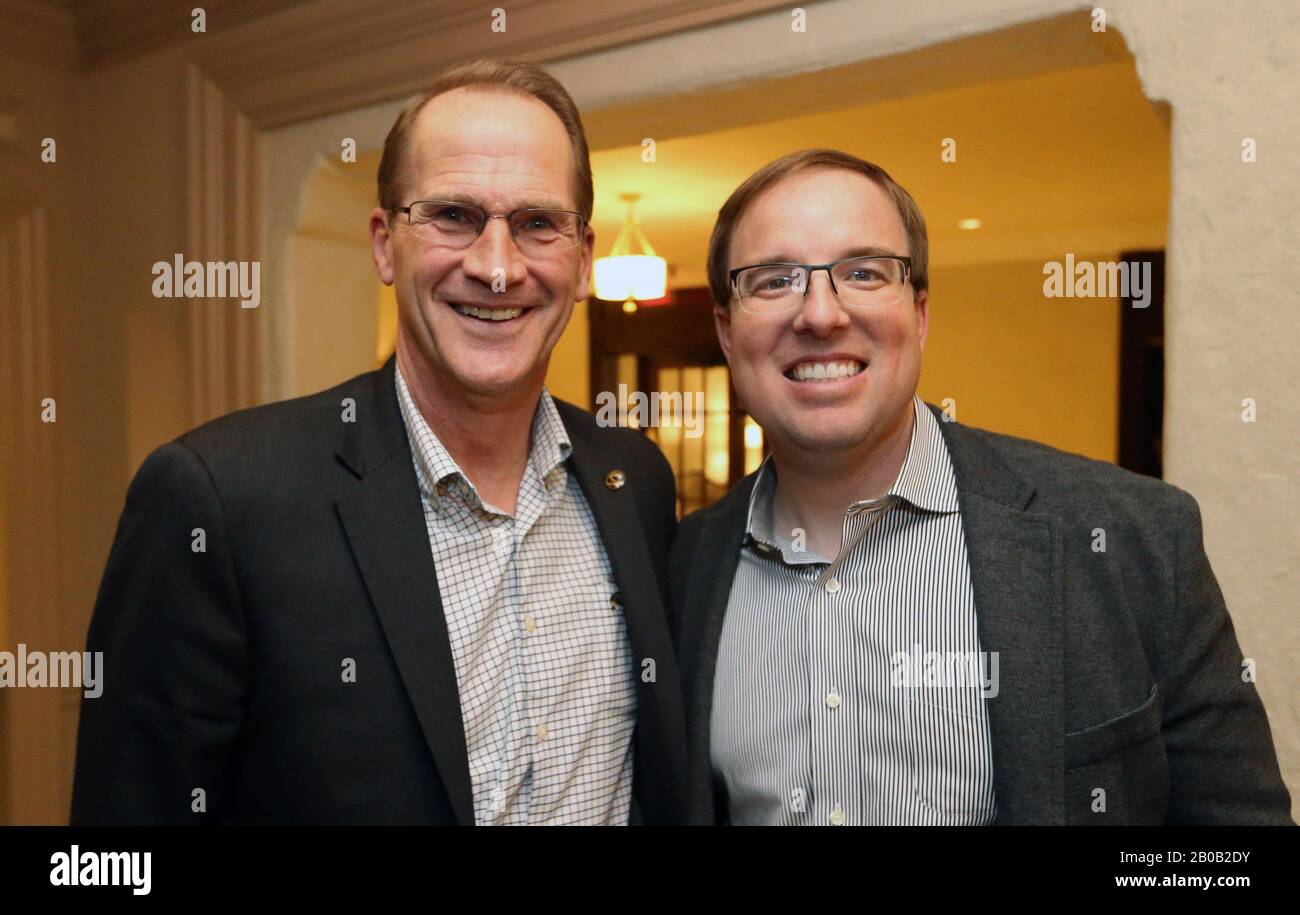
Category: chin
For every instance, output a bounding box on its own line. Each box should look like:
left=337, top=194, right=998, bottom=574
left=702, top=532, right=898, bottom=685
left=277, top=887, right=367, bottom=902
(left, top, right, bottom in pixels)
left=447, top=360, right=529, bottom=396
left=471, top=373, right=533, bottom=397
left=772, top=407, right=876, bottom=453
left=785, top=425, right=870, bottom=455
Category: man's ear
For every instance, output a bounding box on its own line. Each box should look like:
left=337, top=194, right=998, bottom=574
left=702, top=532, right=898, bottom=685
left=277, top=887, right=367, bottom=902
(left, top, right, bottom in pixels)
left=575, top=222, right=596, bottom=302
left=369, top=207, right=396, bottom=285
left=914, top=288, right=929, bottom=351
left=714, top=303, right=734, bottom=364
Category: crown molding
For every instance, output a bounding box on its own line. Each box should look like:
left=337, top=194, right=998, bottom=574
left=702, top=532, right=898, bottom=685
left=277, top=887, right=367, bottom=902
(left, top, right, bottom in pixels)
left=10, top=0, right=791, bottom=122
left=186, top=0, right=793, bottom=128
left=71, top=0, right=318, bottom=70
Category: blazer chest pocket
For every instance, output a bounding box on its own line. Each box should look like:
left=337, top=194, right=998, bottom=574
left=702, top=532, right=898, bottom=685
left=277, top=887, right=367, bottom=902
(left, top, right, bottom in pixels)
left=1063, top=684, right=1168, bottom=825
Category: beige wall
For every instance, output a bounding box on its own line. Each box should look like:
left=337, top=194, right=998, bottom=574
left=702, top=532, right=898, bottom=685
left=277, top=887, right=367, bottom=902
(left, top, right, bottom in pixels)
left=919, top=255, right=1121, bottom=463
left=88, top=51, right=193, bottom=473
left=290, top=233, right=378, bottom=394
left=1, top=41, right=208, bottom=822
left=1116, top=0, right=1300, bottom=812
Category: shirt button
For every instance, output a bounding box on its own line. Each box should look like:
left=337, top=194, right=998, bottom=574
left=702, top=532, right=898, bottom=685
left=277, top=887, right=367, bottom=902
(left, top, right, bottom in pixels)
left=830, top=807, right=846, bottom=826
left=536, top=724, right=548, bottom=742
left=825, top=691, right=842, bottom=709
left=523, top=614, right=537, bottom=633
left=825, top=577, right=841, bottom=594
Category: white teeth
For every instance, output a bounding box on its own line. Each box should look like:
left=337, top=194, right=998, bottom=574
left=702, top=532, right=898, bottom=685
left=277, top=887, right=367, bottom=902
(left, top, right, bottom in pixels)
left=455, top=303, right=523, bottom=321
left=788, top=360, right=864, bottom=382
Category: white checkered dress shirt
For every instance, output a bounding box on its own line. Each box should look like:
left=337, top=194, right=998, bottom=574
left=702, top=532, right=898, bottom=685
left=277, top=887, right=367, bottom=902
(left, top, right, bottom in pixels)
left=395, top=366, right=636, bottom=825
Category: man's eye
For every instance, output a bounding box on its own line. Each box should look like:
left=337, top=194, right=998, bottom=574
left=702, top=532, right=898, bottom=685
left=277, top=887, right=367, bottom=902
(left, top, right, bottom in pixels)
left=435, top=206, right=468, bottom=223
left=765, top=276, right=792, bottom=290
left=522, top=215, right=556, bottom=231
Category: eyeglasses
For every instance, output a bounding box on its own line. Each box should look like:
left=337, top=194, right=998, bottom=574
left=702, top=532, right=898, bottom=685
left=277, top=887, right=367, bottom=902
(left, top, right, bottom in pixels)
left=397, top=200, right=585, bottom=257
left=729, top=254, right=912, bottom=315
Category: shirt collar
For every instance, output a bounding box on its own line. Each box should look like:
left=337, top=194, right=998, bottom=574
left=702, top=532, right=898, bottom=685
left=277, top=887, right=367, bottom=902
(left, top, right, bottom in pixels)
left=888, top=394, right=960, bottom=514
left=395, top=362, right=572, bottom=512
left=744, top=395, right=960, bottom=549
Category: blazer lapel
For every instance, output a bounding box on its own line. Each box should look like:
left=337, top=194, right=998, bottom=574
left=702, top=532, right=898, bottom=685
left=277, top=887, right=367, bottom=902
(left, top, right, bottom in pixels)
left=561, top=416, right=688, bottom=823
left=932, top=405, right=1065, bottom=825
left=680, top=476, right=755, bottom=823
left=334, top=357, right=475, bottom=826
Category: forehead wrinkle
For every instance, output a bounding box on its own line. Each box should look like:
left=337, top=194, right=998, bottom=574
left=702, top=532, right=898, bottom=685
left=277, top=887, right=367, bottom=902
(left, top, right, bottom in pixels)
left=412, top=151, right=573, bottom=210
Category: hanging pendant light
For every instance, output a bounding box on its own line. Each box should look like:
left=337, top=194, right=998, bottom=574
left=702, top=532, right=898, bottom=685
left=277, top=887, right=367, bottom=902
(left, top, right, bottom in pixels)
left=593, top=193, right=668, bottom=313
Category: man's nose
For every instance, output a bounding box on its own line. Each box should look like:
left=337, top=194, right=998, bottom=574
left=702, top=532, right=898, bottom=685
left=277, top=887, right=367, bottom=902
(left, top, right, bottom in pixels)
left=792, top=271, right=850, bottom=336
left=460, top=218, right=527, bottom=289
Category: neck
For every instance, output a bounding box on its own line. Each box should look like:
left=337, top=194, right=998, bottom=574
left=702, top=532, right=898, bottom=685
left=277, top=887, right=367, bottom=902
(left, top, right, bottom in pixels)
left=396, top=337, right=541, bottom=515
left=768, top=401, right=915, bottom=556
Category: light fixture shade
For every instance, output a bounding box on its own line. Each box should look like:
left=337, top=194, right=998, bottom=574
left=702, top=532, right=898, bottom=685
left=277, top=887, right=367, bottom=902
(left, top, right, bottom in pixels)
left=593, top=254, right=667, bottom=301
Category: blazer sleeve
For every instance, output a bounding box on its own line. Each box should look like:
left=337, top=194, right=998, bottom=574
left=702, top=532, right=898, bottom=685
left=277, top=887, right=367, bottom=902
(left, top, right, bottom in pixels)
left=70, top=440, right=248, bottom=824
left=1161, top=491, right=1293, bottom=824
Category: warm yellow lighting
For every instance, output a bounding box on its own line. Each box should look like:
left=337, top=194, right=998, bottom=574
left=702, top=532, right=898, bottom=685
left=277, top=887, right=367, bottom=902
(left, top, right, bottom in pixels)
left=621, top=298, right=638, bottom=314
left=704, top=412, right=730, bottom=486
left=593, top=193, right=667, bottom=302
left=377, top=282, right=398, bottom=365
left=957, top=217, right=983, bottom=230
left=705, top=366, right=729, bottom=413
left=743, top=415, right=763, bottom=475
left=596, top=254, right=667, bottom=302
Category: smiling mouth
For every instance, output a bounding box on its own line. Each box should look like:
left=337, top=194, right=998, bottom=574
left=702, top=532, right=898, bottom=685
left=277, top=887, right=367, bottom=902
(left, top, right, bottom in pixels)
left=451, top=301, right=527, bottom=322
left=784, top=359, right=865, bottom=382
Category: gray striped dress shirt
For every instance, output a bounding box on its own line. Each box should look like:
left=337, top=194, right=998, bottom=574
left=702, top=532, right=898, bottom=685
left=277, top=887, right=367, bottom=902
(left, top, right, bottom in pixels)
left=711, top=396, right=997, bottom=825
left=396, top=366, right=637, bottom=825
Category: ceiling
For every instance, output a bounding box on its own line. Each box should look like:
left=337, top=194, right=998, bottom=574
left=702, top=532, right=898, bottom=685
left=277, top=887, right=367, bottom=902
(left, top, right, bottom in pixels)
left=45, top=0, right=318, bottom=67
left=586, top=60, right=1169, bottom=288
left=353, top=58, right=1169, bottom=289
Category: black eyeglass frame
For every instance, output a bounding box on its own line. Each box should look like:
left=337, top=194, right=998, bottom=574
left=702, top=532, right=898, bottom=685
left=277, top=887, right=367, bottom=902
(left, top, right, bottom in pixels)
left=396, top=199, right=587, bottom=248
left=729, top=254, right=913, bottom=307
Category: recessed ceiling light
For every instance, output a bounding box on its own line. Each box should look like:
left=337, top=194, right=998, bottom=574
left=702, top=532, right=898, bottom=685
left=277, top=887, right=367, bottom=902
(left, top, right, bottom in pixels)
left=958, top=218, right=983, bottom=230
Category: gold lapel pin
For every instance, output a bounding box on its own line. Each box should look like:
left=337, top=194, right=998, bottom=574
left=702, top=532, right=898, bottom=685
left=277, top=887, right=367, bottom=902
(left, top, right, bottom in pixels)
left=604, top=469, right=626, bottom=490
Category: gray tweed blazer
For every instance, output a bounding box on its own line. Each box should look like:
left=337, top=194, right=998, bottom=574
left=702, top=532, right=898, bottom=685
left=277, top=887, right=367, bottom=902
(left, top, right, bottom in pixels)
left=668, top=404, right=1293, bottom=825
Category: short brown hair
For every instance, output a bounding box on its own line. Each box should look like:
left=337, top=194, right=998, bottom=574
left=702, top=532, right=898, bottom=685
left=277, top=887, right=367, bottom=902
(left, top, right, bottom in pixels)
left=706, top=148, right=929, bottom=308
left=377, top=60, right=593, bottom=221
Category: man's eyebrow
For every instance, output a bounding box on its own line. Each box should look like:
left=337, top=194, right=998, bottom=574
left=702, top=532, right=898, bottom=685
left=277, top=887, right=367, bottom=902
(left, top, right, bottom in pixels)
left=747, top=252, right=801, bottom=265
left=419, top=190, right=570, bottom=211
left=838, top=244, right=904, bottom=260
left=743, top=245, right=903, bottom=266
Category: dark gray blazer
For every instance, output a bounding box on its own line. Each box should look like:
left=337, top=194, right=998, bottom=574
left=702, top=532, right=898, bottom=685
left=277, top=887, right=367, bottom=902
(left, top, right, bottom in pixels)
left=72, top=355, right=687, bottom=825
left=668, top=404, right=1293, bottom=825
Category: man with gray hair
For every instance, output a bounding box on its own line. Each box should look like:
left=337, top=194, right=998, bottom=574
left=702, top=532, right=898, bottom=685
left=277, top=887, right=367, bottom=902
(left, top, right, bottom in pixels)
left=72, top=61, right=686, bottom=826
